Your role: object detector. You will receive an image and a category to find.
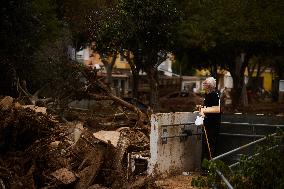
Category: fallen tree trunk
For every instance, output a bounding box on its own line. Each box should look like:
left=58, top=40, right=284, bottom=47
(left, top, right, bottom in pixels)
left=90, top=80, right=147, bottom=123
left=73, top=135, right=107, bottom=189
left=87, top=94, right=145, bottom=119
left=111, top=133, right=130, bottom=188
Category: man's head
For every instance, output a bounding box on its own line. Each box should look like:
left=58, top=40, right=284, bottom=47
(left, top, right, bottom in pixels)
left=203, top=77, right=216, bottom=93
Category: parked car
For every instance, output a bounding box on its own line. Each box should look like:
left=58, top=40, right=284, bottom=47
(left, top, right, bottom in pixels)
left=159, top=91, right=203, bottom=113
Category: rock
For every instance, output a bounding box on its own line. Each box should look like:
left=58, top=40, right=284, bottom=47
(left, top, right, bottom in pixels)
left=93, top=130, right=121, bottom=147
left=0, top=96, right=13, bottom=110
left=49, top=141, right=60, bottom=148
left=88, top=184, right=109, bottom=189
left=51, top=168, right=76, bottom=185
left=22, top=105, right=47, bottom=114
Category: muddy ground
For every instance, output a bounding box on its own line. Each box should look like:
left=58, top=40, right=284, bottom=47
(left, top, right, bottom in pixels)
left=1, top=94, right=282, bottom=189
left=154, top=173, right=202, bottom=189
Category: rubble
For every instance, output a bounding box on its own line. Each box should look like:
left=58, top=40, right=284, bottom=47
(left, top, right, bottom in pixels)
left=50, top=168, right=76, bottom=185
left=93, top=130, right=121, bottom=147
left=0, top=96, right=152, bottom=188
left=22, top=105, right=47, bottom=114
left=0, top=96, right=13, bottom=110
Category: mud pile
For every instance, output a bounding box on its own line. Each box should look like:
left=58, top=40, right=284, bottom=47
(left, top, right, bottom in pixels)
left=0, top=96, right=151, bottom=189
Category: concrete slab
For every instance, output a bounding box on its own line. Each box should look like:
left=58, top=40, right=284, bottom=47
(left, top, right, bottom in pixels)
left=148, top=112, right=202, bottom=176
left=93, top=130, right=121, bottom=147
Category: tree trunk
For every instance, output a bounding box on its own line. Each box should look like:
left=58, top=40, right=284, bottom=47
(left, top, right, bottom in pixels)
left=106, top=64, right=113, bottom=86
left=125, top=51, right=141, bottom=99
left=146, top=68, right=159, bottom=111
left=127, top=54, right=139, bottom=99
left=101, top=54, right=117, bottom=87
left=230, top=52, right=251, bottom=108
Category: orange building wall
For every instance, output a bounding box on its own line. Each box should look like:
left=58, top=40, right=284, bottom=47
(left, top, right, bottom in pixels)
left=84, top=51, right=130, bottom=70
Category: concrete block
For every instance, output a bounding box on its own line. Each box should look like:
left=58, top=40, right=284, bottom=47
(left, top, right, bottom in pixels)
left=148, top=112, right=202, bottom=176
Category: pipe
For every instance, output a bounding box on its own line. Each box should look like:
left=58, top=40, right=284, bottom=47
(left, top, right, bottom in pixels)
left=229, top=145, right=280, bottom=169
left=216, top=169, right=234, bottom=189
left=161, top=122, right=195, bottom=127
left=221, top=122, right=284, bottom=128
left=161, top=133, right=202, bottom=139
left=219, top=133, right=265, bottom=138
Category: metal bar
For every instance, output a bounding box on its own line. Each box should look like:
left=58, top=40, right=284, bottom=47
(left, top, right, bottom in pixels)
left=216, top=169, right=234, bottom=189
left=161, top=122, right=195, bottom=127
left=219, top=133, right=265, bottom=138
left=252, top=125, right=256, bottom=141
left=221, top=122, right=284, bottom=127
left=222, top=122, right=250, bottom=125
left=161, top=133, right=202, bottom=139
left=229, top=145, right=280, bottom=169
left=213, top=133, right=277, bottom=160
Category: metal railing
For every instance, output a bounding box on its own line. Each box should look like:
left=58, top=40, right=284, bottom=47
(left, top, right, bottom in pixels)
left=213, top=133, right=277, bottom=161
left=229, top=145, right=280, bottom=169
left=211, top=132, right=282, bottom=189
left=216, top=169, right=234, bottom=189
left=221, top=122, right=284, bottom=128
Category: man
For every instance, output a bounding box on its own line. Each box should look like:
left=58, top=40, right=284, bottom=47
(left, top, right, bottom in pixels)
left=198, top=77, right=221, bottom=160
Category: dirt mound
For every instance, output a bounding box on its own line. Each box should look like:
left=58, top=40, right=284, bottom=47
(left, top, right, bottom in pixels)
left=0, top=96, right=151, bottom=189
left=0, top=107, right=57, bottom=152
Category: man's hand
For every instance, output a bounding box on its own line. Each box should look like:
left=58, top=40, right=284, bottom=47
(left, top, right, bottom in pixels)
left=196, top=105, right=202, bottom=111
left=200, top=107, right=205, bottom=117
left=196, top=105, right=205, bottom=117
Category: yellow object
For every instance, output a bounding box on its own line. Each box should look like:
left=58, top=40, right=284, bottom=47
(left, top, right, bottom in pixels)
left=202, top=125, right=212, bottom=159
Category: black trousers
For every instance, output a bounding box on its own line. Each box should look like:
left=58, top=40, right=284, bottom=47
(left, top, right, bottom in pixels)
left=201, top=118, right=220, bottom=161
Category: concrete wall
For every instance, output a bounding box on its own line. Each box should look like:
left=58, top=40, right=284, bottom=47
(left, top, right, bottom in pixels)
left=148, top=112, right=202, bottom=176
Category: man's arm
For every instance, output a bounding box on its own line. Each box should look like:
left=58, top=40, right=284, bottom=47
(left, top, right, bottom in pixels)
left=199, top=105, right=220, bottom=117
left=201, top=106, right=220, bottom=114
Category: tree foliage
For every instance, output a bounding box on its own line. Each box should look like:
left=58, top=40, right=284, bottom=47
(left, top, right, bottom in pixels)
left=118, top=0, right=181, bottom=108
left=87, top=0, right=181, bottom=108
left=0, top=0, right=70, bottom=95
left=118, top=0, right=180, bottom=65
left=54, top=0, right=113, bottom=50
left=192, top=131, right=284, bottom=189
left=176, top=0, right=284, bottom=106
left=88, top=0, right=181, bottom=70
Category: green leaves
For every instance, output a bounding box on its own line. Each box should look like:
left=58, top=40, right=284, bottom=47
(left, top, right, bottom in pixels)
left=191, top=131, right=284, bottom=189
left=179, top=0, right=284, bottom=50
left=87, top=0, right=181, bottom=69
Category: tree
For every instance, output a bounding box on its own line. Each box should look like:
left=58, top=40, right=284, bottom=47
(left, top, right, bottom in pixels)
left=247, top=55, right=272, bottom=92
left=0, top=0, right=65, bottom=95
left=54, top=0, right=112, bottom=51
left=118, top=0, right=181, bottom=109
left=87, top=1, right=121, bottom=86
left=176, top=0, right=284, bottom=107
left=266, top=51, right=284, bottom=101
left=54, top=0, right=121, bottom=87
left=87, top=0, right=181, bottom=110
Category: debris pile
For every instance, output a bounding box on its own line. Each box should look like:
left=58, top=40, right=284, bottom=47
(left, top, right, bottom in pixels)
left=0, top=96, right=151, bottom=189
